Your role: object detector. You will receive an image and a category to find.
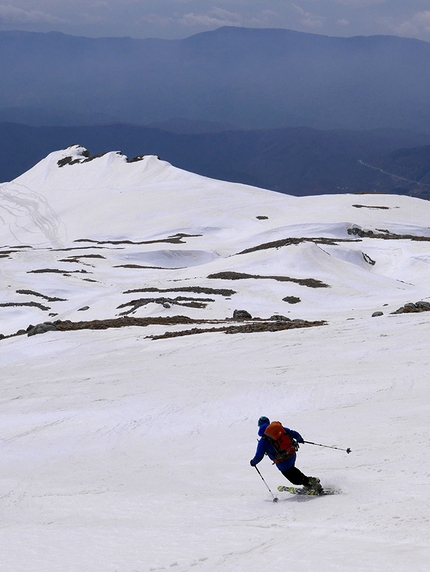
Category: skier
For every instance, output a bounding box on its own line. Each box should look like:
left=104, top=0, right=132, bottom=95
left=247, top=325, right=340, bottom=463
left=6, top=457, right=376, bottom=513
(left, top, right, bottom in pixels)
left=250, top=416, right=323, bottom=494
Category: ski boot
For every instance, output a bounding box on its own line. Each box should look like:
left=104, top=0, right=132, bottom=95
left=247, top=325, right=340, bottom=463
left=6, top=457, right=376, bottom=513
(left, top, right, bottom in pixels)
left=304, top=477, right=324, bottom=495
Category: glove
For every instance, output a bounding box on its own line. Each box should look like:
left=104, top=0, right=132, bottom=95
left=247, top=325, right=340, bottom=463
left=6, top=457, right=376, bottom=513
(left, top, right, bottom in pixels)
left=250, top=459, right=256, bottom=466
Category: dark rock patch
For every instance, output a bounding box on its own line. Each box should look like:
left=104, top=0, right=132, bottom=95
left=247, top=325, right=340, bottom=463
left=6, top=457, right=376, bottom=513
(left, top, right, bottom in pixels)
left=0, top=301, right=50, bottom=311
left=27, top=322, right=57, bottom=336
left=118, top=296, right=215, bottom=314
left=348, top=227, right=430, bottom=241
left=52, top=246, right=111, bottom=252
left=148, top=319, right=327, bottom=340
left=126, top=155, right=148, bottom=163
left=1, top=314, right=327, bottom=341
left=236, top=237, right=359, bottom=256
left=124, top=286, right=236, bottom=296
left=54, top=316, right=200, bottom=331
left=392, top=301, right=430, bottom=314
left=74, top=233, right=202, bottom=246
left=208, top=271, right=329, bottom=288
left=59, top=254, right=106, bottom=263
left=352, top=204, right=390, bottom=210
left=232, top=309, right=252, bottom=320
left=28, top=268, right=90, bottom=274
left=362, top=253, right=376, bottom=265
left=114, top=264, right=182, bottom=270
left=0, top=250, right=19, bottom=258
left=16, top=289, right=67, bottom=302
left=283, top=296, right=301, bottom=304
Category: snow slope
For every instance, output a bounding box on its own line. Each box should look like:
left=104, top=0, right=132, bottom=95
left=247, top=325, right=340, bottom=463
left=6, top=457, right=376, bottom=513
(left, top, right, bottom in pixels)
left=1, top=147, right=430, bottom=571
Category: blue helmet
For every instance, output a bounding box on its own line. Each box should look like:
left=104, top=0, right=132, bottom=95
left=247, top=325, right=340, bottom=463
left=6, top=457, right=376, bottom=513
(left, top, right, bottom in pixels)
left=258, top=416, right=270, bottom=427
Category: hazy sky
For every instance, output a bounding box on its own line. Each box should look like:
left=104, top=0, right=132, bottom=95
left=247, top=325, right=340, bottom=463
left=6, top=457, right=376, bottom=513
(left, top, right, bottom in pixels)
left=0, top=1, right=430, bottom=42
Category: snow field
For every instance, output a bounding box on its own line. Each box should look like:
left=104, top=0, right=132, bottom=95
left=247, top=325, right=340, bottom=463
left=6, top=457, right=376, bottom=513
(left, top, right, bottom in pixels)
left=1, top=311, right=430, bottom=571
left=1, top=147, right=430, bottom=570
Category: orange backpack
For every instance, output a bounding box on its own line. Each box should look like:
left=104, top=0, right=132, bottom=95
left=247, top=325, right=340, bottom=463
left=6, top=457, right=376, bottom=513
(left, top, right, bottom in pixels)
left=264, top=421, right=298, bottom=463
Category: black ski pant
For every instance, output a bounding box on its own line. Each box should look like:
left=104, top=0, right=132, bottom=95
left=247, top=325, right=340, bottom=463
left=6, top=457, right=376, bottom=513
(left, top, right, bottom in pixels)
left=281, top=466, right=310, bottom=487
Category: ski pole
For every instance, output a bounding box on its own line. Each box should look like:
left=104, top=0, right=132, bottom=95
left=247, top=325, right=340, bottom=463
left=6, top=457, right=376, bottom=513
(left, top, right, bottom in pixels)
left=254, top=465, right=279, bottom=502
left=304, top=440, right=351, bottom=454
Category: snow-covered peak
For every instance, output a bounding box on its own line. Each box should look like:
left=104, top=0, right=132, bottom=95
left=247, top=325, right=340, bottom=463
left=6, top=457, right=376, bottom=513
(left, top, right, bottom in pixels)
left=2, top=145, right=430, bottom=250
left=2, top=145, right=296, bottom=247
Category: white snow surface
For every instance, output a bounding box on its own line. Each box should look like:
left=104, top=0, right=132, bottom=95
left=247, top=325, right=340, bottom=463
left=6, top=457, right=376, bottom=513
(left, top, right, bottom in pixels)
left=1, top=147, right=430, bottom=571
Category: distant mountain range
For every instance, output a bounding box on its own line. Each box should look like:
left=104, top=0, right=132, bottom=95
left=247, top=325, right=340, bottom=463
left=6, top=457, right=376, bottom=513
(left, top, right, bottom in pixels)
left=2, top=27, right=430, bottom=196
left=1, top=121, right=430, bottom=197
left=1, top=27, right=430, bottom=132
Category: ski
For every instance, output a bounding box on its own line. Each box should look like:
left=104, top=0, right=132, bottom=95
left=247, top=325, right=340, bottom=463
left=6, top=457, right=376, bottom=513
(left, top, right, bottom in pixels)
left=277, top=485, right=340, bottom=496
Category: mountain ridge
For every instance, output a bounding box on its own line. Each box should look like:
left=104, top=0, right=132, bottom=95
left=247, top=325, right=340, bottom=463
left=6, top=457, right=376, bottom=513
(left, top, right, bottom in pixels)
left=1, top=26, right=430, bottom=131
left=2, top=122, right=430, bottom=196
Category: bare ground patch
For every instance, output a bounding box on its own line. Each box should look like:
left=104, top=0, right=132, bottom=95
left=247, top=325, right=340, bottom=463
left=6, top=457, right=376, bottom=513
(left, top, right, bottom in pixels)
left=148, top=319, right=327, bottom=340
left=74, top=233, right=202, bottom=246
left=16, top=289, right=67, bottom=302
left=118, top=296, right=216, bottom=314
left=348, top=227, right=430, bottom=240
left=1, top=315, right=327, bottom=340
left=207, top=271, right=329, bottom=288
left=54, top=316, right=201, bottom=331
left=236, top=237, right=360, bottom=256
left=352, top=204, right=390, bottom=210
left=113, top=264, right=183, bottom=270
left=28, top=268, right=91, bottom=275
left=58, top=254, right=106, bottom=262
left=124, top=286, right=236, bottom=296
left=0, top=301, right=50, bottom=311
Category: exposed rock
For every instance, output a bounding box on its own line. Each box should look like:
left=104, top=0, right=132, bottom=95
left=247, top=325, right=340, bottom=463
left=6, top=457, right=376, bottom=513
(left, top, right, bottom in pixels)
left=233, top=309, right=252, bottom=320
left=0, top=301, right=50, bottom=311
left=74, top=233, right=202, bottom=246
left=1, top=313, right=328, bottom=342
left=28, top=268, right=90, bottom=275
left=118, top=296, right=214, bottom=315
left=283, top=296, right=301, bottom=304
left=269, top=315, right=291, bottom=322
left=348, top=227, right=430, bottom=241
left=124, top=286, right=236, bottom=297
left=16, top=289, right=67, bottom=302
left=54, top=316, right=199, bottom=331
left=208, top=271, right=329, bottom=288
left=392, top=301, right=430, bottom=314
left=362, top=253, right=376, bottom=266
left=235, top=236, right=359, bottom=256
left=416, top=301, right=430, bottom=310
left=352, top=204, right=390, bottom=210
left=148, top=319, right=327, bottom=340
left=372, top=311, right=384, bottom=317
left=27, top=322, right=58, bottom=336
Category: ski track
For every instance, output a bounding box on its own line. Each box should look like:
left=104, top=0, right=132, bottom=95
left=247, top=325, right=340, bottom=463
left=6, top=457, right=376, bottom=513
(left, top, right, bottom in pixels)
left=0, top=182, right=66, bottom=246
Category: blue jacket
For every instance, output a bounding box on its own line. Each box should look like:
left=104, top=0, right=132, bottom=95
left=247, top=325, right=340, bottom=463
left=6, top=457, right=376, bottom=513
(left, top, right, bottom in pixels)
left=251, top=423, right=304, bottom=472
